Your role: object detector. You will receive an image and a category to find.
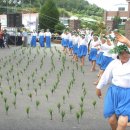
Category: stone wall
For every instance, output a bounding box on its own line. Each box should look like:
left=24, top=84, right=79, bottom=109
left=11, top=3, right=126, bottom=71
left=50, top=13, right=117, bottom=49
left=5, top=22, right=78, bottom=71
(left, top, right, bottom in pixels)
left=69, top=20, right=80, bottom=30
left=125, top=20, right=130, bottom=40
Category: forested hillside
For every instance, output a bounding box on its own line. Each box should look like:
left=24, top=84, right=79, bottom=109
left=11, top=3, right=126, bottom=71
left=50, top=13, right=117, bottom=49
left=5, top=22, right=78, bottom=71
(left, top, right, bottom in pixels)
left=0, top=0, right=104, bottom=18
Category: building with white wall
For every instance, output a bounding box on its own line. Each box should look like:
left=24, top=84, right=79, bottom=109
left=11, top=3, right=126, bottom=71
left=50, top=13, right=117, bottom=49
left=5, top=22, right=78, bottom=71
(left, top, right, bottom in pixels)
left=0, top=13, right=38, bottom=31
left=104, top=3, right=129, bottom=30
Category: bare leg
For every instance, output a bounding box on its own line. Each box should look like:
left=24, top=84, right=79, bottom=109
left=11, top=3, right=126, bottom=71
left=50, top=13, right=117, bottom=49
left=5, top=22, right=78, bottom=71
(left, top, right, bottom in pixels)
left=76, top=55, right=78, bottom=61
left=117, top=116, right=128, bottom=130
left=80, top=56, right=84, bottom=66
left=81, top=56, right=85, bottom=66
left=93, top=70, right=104, bottom=85
left=64, top=47, right=67, bottom=54
left=108, top=114, right=117, bottom=130
left=63, top=46, right=65, bottom=51
left=91, top=60, right=96, bottom=71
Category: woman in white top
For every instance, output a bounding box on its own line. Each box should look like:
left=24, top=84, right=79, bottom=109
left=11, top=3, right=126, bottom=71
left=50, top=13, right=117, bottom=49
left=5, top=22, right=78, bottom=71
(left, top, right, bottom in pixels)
left=94, top=38, right=114, bottom=85
left=31, top=30, right=37, bottom=47
left=39, top=29, right=45, bottom=47
left=45, top=29, right=51, bottom=48
left=89, top=36, right=100, bottom=71
left=96, top=44, right=130, bottom=130
left=61, top=32, right=65, bottom=51
left=78, top=34, right=88, bottom=66
left=72, top=33, right=80, bottom=61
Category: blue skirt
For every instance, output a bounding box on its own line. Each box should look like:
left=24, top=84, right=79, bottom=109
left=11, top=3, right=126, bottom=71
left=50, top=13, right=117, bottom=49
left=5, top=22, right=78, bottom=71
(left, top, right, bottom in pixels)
left=39, top=36, right=44, bottom=47
left=68, top=41, right=73, bottom=49
left=63, top=39, right=68, bottom=47
left=104, top=84, right=130, bottom=122
left=78, top=45, right=87, bottom=58
left=46, top=36, right=51, bottom=48
left=100, top=56, right=113, bottom=70
left=89, top=48, right=98, bottom=61
left=31, top=36, right=36, bottom=47
left=96, top=52, right=104, bottom=66
left=73, top=44, right=78, bottom=54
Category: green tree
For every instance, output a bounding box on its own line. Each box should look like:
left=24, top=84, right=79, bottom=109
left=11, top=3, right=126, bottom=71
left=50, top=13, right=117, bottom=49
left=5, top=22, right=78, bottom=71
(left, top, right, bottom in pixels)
left=54, top=22, right=65, bottom=34
left=113, top=16, right=122, bottom=29
left=39, top=0, right=59, bottom=32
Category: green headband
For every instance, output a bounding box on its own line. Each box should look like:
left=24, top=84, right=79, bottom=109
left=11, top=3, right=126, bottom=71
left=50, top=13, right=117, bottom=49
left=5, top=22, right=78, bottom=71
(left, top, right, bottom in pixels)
left=110, top=45, right=130, bottom=54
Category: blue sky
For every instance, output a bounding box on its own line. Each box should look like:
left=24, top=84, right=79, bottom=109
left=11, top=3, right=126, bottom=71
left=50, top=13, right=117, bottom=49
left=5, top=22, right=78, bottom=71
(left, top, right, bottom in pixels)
left=86, top=0, right=127, bottom=10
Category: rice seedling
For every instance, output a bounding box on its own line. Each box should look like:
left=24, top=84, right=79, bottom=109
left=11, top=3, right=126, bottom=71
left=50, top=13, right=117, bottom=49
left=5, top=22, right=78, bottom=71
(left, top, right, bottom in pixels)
left=27, top=83, right=30, bottom=90
left=76, top=112, right=80, bottom=124
left=19, top=87, right=23, bottom=95
left=7, top=78, right=9, bottom=85
left=0, top=90, right=3, bottom=98
left=80, top=96, right=84, bottom=103
left=51, top=88, right=54, bottom=95
left=3, top=97, right=7, bottom=105
left=32, top=79, right=35, bottom=84
left=57, top=103, right=61, bottom=113
left=14, top=82, right=16, bottom=89
left=66, top=89, right=70, bottom=97
left=34, top=88, right=37, bottom=96
left=18, top=79, right=21, bottom=85
left=5, top=105, right=9, bottom=115
left=80, top=108, right=84, bottom=118
left=38, top=82, right=42, bottom=89
left=12, top=100, right=16, bottom=109
left=79, top=102, right=84, bottom=109
left=36, top=100, right=40, bottom=110
left=26, top=107, right=30, bottom=118
left=82, top=82, right=85, bottom=88
left=92, top=100, right=97, bottom=109
left=61, top=110, right=66, bottom=122
left=44, top=79, right=46, bottom=85
left=69, top=104, right=74, bottom=113
left=28, top=93, right=32, bottom=101
left=45, top=94, right=48, bottom=101
left=13, top=91, right=17, bottom=100
left=48, top=109, right=53, bottom=120
left=9, top=86, right=12, bottom=93
left=62, top=95, right=66, bottom=104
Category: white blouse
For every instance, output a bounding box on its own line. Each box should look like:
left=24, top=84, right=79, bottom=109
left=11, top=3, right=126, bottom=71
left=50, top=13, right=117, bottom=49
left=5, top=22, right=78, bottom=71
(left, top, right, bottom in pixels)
left=45, top=32, right=51, bottom=37
left=102, top=44, right=114, bottom=57
left=39, top=32, right=45, bottom=37
left=79, top=38, right=87, bottom=46
left=74, top=36, right=80, bottom=45
left=90, top=40, right=100, bottom=49
left=96, top=59, right=130, bottom=89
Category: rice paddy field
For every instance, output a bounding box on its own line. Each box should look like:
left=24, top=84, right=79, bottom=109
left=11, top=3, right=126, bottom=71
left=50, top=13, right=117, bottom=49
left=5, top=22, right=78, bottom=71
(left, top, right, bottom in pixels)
left=0, top=44, right=129, bottom=130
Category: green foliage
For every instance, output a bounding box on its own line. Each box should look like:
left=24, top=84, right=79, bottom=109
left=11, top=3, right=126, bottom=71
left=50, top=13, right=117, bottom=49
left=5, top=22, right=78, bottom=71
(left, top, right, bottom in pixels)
left=113, top=16, right=122, bottom=29
left=36, top=100, right=40, bottom=109
left=48, top=109, right=53, bottom=120
left=39, top=0, right=60, bottom=32
left=57, top=103, right=61, bottom=113
left=81, top=20, right=106, bottom=34
left=109, top=45, right=130, bottom=55
left=92, top=100, right=97, bottom=109
left=58, top=8, right=70, bottom=17
left=61, top=110, right=66, bottom=122
left=54, top=22, right=65, bottom=34
left=26, top=107, right=30, bottom=118
left=76, top=112, right=80, bottom=124
left=5, top=105, right=9, bottom=115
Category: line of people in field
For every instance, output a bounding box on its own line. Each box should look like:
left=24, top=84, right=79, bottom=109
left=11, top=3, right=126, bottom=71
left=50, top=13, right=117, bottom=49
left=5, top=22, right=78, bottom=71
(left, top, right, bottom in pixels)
left=30, top=29, right=52, bottom=48
left=61, top=29, right=126, bottom=85
left=61, top=30, right=130, bottom=130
